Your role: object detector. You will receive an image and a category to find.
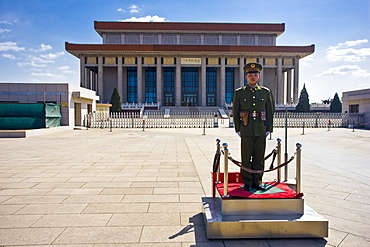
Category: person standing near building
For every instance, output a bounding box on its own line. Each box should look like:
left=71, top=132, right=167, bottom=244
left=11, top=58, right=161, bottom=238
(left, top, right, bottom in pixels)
left=232, top=63, right=275, bottom=191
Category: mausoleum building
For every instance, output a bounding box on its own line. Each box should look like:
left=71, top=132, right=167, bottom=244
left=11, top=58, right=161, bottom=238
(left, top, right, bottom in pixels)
left=65, top=21, right=314, bottom=108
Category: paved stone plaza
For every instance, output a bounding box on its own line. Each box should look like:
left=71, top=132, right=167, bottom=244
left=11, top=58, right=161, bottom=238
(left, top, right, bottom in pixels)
left=0, top=124, right=369, bottom=246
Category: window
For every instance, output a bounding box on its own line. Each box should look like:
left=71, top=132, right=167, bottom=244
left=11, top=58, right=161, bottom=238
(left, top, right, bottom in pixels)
left=206, top=67, right=217, bottom=106
left=225, top=68, right=234, bottom=103
left=181, top=67, right=199, bottom=106
left=163, top=67, right=175, bottom=106
left=349, top=104, right=359, bottom=113
left=127, top=67, right=137, bottom=102
left=145, top=67, right=156, bottom=103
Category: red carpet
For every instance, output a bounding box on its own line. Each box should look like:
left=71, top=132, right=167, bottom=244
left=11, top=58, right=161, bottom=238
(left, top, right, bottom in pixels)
left=215, top=181, right=303, bottom=199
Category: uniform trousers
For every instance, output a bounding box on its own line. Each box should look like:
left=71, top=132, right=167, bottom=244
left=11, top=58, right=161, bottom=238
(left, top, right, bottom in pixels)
left=241, top=135, right=266, bottom=186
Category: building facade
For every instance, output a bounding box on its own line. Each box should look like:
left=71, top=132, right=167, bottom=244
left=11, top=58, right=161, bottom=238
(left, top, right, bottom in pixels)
left=66, top=21, right=314, bottom=108
left=342, top=88, right=370, bottom=129
left=0, top=82, right=99, bottom=127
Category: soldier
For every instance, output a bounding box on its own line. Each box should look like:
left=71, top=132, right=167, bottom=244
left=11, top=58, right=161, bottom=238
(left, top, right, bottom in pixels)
left=232, top=63, right=275, bottom=191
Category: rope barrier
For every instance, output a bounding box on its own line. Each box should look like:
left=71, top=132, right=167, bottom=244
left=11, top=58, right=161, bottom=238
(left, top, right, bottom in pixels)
left=354, top=120, right=370, bottom=126
left=220, top=150, right=295, bottom=174
left=228, top=154, right=295, bottom=174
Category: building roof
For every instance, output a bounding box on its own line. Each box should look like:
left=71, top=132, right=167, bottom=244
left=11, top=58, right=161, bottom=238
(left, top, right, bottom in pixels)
left=94, top=21, right=285, bottom=36
left=65, top=42, right=315, bottom=59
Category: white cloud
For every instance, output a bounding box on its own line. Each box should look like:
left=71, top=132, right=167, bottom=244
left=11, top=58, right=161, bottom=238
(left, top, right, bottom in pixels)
left=40, top=51, right=64, bottom=59
left=58, top=65, right=69, bottom=70
left=300, top=55, right=314, bottom=66
left=129, top=5, right=140, bottom=13
left=39, top=44, right=52, bottom=51
left=29, top=55, right=54, bottom=64
left=0, top=28, right=11, bottom=33
left=336, top=39, right=368, bottom=48
left=31, top=72, right=64, bottom=78
left=117, top=8, right=126, bottom=12
left=1, top=53, right=16, bottom=59
left=120, top=15, right=167, bottom=22
left=17, top=60, right=47, bottom=67
left=0, top=41, right=25, bottom=51
left=316, top=65, right=370, bottom=77
left=29, top=43, right=53, bottom=52
left=0, top=20, right=14, bottom=25
left=327, top=39, right=370, bottom=62
left=58, top=65, right=75, bottom=73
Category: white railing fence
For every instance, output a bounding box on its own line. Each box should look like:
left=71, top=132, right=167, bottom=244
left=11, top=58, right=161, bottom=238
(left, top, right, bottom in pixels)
left=86, top=111, right=217, bottom=129
left=85, top=112, right=364, bottom=129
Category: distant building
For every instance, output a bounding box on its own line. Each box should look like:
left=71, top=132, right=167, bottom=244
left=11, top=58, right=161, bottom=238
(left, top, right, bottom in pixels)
left=0, top=82, right=99, bottom=127
left=65, top=21, right=314, bottom=108
left=342, top=88, right=370, bottom=129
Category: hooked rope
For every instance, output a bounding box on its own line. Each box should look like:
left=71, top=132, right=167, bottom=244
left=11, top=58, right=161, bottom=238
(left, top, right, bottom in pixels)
left=216, top=147, right=295, bottom=174
left=227, top=154, right=295, bottom=174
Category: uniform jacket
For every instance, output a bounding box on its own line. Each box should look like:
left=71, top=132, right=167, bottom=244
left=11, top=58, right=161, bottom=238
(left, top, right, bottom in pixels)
left=232, top=84, right=275, bottom=136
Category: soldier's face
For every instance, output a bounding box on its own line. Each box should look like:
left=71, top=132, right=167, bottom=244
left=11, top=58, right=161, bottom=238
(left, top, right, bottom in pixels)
left=245, top=73, right=260, bottom=86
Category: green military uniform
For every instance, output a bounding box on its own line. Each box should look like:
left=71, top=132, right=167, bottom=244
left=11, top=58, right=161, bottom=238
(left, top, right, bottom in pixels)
left=232, top=63, right=274, bottom=188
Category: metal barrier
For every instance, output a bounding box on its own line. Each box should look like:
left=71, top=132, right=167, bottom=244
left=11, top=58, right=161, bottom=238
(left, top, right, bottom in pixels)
left=215, top=138, right=300, bottom=197
left=274, top=112, right=363, bottom=128
left=86, top=111, right=216, bottom=129
left=86, top=111, right=364, bottom=129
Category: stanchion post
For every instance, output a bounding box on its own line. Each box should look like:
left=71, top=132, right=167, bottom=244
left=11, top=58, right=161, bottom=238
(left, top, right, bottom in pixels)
left=277, top=138, right=282, bottom=182
left=214, top=113, right=218, bottom=128
left=110, top=119, right=112, bottom=132
left=302, top=121, right=305, bottom=135
left=296, top=143, right=302, bottom=194
left=203, top=121, right=206, bottom=135
left=229, top=113, right=234, bottom=128
left=216, top=139, right=221, bottom=182
left=352, top=119, right=355, bottom=132
left=222, top=143, right=229, bottom=198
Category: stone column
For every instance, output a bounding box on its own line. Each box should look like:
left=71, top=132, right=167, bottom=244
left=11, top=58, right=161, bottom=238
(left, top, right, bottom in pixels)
left=175, top=56, right=181, bottom=106
left=293, top=56, right=299, bottom=104
left=137, top=56, right=143, bottom=103
left=122, top=67, right=127, bottom=102
left=239, top=57, right=245, bottom=88
left=257, top=56, right=264, bottom=86
left=220, top=57, right=225, bottom=107
left=80, top=56, right=85, bottom=87
left=201, top=57, right=206, bottom=106
left=98, top=56, right=103, bottom=102
left=286, top=69, right=292, bottom=104
left=156, top=56, right=162, bottom=105
left=117, top=56, right=123, bottom=99
left=277, top=56, right=283, bottom=105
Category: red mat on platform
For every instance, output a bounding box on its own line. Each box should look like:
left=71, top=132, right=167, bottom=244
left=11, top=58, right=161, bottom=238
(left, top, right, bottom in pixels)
left=215, top=181, right=303, bottom=199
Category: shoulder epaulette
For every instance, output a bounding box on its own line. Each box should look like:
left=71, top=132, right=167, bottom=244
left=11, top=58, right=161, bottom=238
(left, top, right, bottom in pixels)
left=235, top=86, right=246, bottom=91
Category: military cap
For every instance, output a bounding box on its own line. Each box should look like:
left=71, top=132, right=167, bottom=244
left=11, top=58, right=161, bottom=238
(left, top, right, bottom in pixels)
left=243, top=63, right=263, bottom=73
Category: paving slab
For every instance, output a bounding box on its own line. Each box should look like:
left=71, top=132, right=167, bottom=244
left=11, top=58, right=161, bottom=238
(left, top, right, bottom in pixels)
left=0, top=126, right=369, bottom=246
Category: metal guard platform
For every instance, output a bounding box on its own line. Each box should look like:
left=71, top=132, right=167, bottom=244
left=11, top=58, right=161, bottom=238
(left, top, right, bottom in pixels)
left=202, top=196, right=328, bottom=239
left=203, top=140, right=329, bottom=239
left=203, top=174, right=328, bottom=239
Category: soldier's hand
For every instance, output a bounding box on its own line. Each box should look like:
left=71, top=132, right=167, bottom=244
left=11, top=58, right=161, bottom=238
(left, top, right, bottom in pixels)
left=265, top=131, right=270, bottom=138
left=237, top=132, right=241, bottom=138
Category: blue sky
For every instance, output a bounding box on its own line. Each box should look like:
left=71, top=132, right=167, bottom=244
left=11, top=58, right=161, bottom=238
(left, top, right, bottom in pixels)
left=0, top=0, right=369, bottom=103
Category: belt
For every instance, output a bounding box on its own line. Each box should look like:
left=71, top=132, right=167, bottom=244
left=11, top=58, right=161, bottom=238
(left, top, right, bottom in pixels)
left=249, top=113, right=260, bottom=117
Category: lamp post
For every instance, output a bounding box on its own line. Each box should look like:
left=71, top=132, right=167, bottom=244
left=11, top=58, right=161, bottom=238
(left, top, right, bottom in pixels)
left=284, top=104, right=288, bottom=182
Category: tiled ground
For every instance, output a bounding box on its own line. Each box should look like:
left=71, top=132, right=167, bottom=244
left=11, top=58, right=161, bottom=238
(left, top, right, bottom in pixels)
left=0, top=125, right=369, bottom=246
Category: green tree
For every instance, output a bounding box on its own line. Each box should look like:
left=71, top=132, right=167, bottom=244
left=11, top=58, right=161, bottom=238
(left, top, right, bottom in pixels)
left=109, top=87, right=122, bottom=113
left=330, top=92, right=342, bottom=112
left=295, top=84, right=310, bottom=112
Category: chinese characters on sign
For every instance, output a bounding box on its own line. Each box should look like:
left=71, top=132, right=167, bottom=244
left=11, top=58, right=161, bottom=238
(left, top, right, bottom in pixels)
left=181, top=58, right=202, bottom=64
